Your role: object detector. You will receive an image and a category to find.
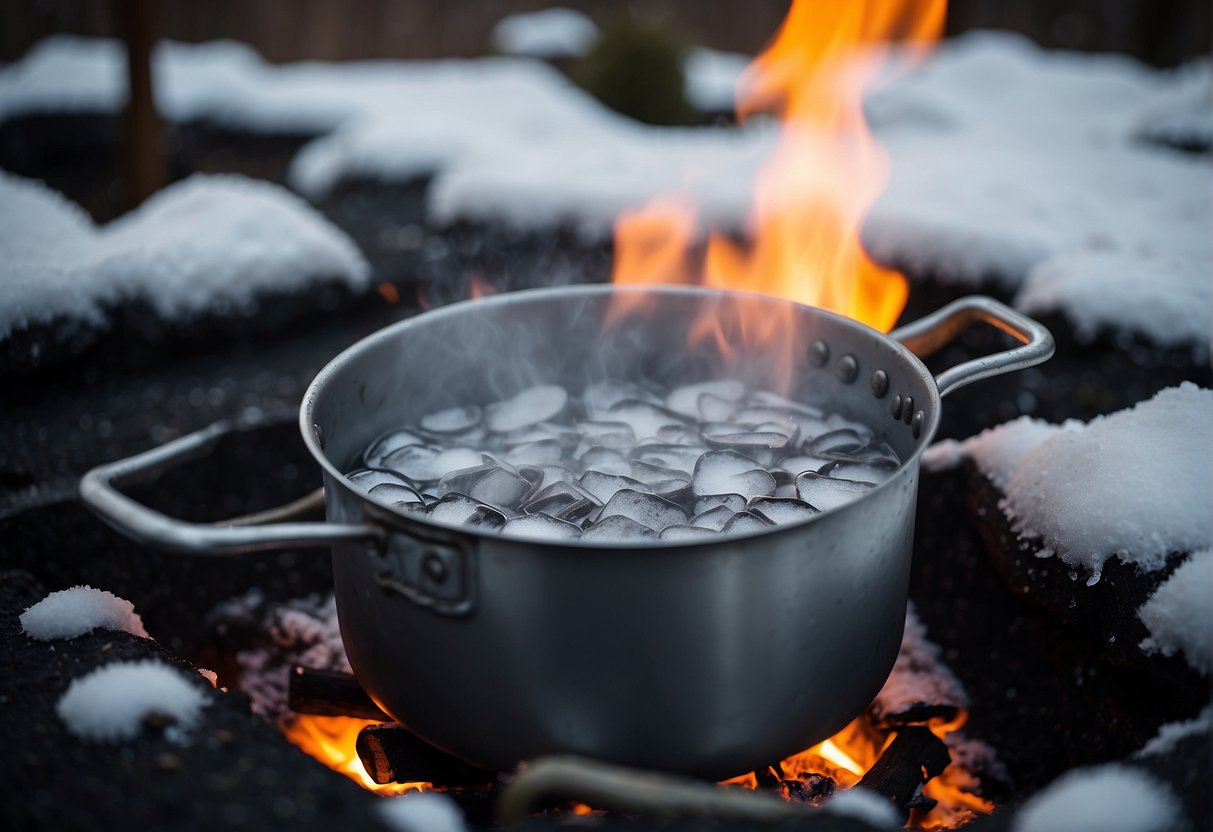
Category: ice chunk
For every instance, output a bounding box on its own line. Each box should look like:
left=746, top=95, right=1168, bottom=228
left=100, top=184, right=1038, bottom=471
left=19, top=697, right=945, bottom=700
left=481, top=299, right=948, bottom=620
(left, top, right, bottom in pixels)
left=599, top=489, right=688, bottom=532
left=694, top=493, right=747, bottom=514
left=629, top=460, right=690, bottom=486
left=347, top=468, right=412, bottom=492
left=536, top=464, right=577, bottom=491
left=578, top=446, right=632, bottom=477
left=607, top=399, right=691, bottom=441
left=659, top=525, right=719, bottom=542
left=821, top=459, right=898, bottom=483
left=505, top=438, right=564, bottom=466
left=776, top=454, right=835, bottom=476
left=419, top=405, right=481, bottom=435
left=666, top=379, right=746, bottom=418
left=796, top=471, right=875, bottom=511
left=576, top=420, right=635, bottom=450
left=578, top=470, right=650, bottom=504
left=581, top=514, right=658, bottom=542
left=721, top=511, right=775, bottom=536
left=523, top=482, right=586, bottom=516
left=436, top=464, right=495, bottom=496
left=502, top=513, right=582, bottom=541
left=368, top=482, right=425, bottom=508
left=426, top=493, right=493, bottom=526
left=468, top=466, right=534, bottom=507
left=485, top=384, right=568, bottom=432
left=656, top=424, right=701, bottom=445
left=703, top=431, right=792, bottom=452
left=812, top=428, right=868, bottom=454
left=21, top=586, right=148, bottom=641
left=630, top=444, right=706, bottom=475
left=691, top=505, right=735, bottom=531
left=697, top=392, right=738, bottom=422
left=382, top=444, right=442, bottom=482
left=364, top=429, right=427, bottom=467
left=583, top=380, right=659, bottom=417
left=748, top=497, right=820, bottom=526
left=431, top=447, right=483, bottom=475
left=746, top=390, right=824, bottom=416
left=692, top=451, right=776, bottom=499
left=57, top=659, right=209, bottom=743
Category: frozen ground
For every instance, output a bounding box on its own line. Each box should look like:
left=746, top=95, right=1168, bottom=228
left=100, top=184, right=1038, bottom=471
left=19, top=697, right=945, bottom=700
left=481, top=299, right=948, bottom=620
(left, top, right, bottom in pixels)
left=1, top=32, right=1207, bottom=345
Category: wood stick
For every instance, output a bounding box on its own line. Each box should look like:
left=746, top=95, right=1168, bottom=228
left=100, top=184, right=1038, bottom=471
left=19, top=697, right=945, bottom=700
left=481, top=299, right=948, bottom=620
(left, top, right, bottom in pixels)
left=356, top=723, right=497, bottom=787
left=287, top=665, right=390, bottom=721
left=857, top=726, right=951, bottom=818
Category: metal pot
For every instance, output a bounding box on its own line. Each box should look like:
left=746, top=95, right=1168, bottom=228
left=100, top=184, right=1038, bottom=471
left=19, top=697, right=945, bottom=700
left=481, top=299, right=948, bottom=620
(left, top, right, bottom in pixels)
left=80, top=286, right=1052, bottom=780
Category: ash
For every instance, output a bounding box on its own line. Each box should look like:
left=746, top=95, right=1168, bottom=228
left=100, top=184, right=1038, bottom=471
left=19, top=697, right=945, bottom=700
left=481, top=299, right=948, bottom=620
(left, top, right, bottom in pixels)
left=348, top=379, right=901, bottom=542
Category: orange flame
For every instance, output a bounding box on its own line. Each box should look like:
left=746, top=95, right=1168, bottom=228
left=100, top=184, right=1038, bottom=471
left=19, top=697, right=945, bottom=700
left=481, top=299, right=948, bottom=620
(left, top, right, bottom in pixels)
left=281, top=715, right=431, bottom=796
left=610, top=0, right=946, bottom=384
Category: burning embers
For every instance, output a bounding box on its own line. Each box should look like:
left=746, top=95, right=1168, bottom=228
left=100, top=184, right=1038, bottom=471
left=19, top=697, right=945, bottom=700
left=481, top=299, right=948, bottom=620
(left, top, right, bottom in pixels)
left=345, top=379, right=901, bottom=542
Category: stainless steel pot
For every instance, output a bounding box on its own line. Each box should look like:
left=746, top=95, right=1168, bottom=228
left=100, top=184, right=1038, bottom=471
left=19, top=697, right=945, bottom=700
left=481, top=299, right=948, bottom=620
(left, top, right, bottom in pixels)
left=80, top=286, right=1052, bottom=780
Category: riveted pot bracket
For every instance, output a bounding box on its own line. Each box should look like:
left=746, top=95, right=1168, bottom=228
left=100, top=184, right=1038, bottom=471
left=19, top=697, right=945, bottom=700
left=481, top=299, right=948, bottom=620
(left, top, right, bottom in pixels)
left=363, top=504, right=479, bottom=617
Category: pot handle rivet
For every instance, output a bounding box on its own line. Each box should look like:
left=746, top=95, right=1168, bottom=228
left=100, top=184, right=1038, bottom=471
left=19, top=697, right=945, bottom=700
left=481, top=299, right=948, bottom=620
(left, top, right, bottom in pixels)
left=891, top=394, right=903, bottom=419
left=911, top=410, right=925, bottom=438
left=870, top=370, right=889, bottom=398
left=808, top=340, right=829, bottom=367
left=835, top=354, right=859, bottom=384
left=901, top=396, right=914, bottom=425
left=422, top=551, right=449, bottom=583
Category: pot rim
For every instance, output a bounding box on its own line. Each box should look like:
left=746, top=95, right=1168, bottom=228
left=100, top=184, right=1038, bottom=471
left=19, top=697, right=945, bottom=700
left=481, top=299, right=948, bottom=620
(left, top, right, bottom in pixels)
left=299, top=284, right=942, bottom=550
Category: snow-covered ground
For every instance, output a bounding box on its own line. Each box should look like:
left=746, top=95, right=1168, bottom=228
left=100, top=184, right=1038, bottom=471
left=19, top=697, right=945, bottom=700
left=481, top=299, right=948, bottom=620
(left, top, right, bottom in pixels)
left=20, top=585, right=148, bottom=640
left=1, top=32, right=1207, bottom=346
left=57, top=659, right=210, bottom=743
left=490, top=7, right=598, bottom=60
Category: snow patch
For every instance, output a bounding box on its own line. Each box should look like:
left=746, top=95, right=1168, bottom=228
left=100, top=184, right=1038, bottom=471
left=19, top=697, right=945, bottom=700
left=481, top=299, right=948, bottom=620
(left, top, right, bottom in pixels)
left=490, top=8, right=598, bottom=60
left=1139, top=548, right=1213, bottom=673
left=1010, top=764, right=1186, bottom=832
left=21, top=585, right=148, bottom=641
left=1135, top=707, right=1211, bottom=758
left=873, top=604, right=968, bottom=719
left=57, top=660, right=209, bottom=743
left=824, top=787, right=901, bottom=828
left=0, top=171, right=370, bottom=339
left=377, top=791, right=468, bottom=832
left=683, top=47, right=749, bottom=113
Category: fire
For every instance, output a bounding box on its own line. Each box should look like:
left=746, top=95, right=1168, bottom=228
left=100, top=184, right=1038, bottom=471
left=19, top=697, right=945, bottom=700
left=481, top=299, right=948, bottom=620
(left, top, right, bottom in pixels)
left=281, top=715, right=431, bottom=796
left=610, top=0, right=946, bottom=382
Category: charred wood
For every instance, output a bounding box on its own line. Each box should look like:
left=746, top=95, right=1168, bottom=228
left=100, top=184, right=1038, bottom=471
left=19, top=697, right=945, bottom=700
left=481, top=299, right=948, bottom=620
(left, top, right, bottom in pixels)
left=856, top=726, right=951, bottom=819
left=355, top=723, right=497, bottom=787
left=287, top=664, right=390, bottom=721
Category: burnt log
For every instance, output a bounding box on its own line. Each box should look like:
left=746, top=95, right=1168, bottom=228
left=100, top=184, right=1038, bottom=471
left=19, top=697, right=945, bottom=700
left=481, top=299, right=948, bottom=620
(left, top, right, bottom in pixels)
left=856, top=726, right=952, bottom=819
left=287, top=665, right=390, bottom=721
left=355, top=723, right=497, bottom=787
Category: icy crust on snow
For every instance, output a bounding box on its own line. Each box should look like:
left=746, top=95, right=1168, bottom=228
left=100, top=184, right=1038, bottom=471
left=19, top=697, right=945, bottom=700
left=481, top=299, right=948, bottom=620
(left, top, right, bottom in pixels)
left=1009, top=764, right=1185, bottom=832
left=20, top=585, right=148, bottom=641
left=1138, top=548, right=1213, bottom=673
left=955, top=384, right=1213, bottom=581
left=0, top=171, right=369, bottom=339
left=490, top=8, right=598, bottom=60
left=1135, top=707, right=1211, bottom=758
left=57, top=660, right=209, bottom=743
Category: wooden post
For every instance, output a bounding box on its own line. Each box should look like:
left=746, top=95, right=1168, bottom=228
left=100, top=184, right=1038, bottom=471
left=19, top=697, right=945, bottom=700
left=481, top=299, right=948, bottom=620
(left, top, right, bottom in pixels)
left=117, top=0, right=168, bottom=208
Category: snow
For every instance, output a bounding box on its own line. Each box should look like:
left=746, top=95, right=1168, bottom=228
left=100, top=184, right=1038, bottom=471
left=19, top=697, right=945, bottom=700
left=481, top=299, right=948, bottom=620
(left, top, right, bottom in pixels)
left=1009, top=764, right=1184, bottom=832
left=1138, top=548, right=1213, bottom=673
left=872, top=603, right=968, bottom=720
left=21, top=585, right=148, bottom=641
left=1135, top=706, right=1211, bottom=758
left=57, top=660, right=209, bottom=743
left=683, top=47, right=749, bottom=113
left=490, top=8, right=598, bottom=60
left=378, top=791, right=467, bottom=832
left=823, top=787, right=901, bottom=828
left=0, top=171, right=370, bottom=339
left=951, top=384, right=1213, bottom=581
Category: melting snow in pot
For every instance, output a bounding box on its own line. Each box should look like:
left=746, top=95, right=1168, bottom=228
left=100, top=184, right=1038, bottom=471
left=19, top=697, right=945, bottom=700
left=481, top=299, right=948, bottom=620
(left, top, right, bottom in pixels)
left=1138, top=548, right=1213, bottom=674
left=57, top=660, right=209, bottom=743
left=21, top=585, right=148, bottom=641
left=1009, top=764, right=1185, bottom=832
left=823, top=787, right=901, bottom=828
left=934, top=383, right=1213, bottom=584
left=377, top=791, right=468, bottom=832
left=490, top=7, right=598, bottom=60
left=0, top=171, right=370, bottom=339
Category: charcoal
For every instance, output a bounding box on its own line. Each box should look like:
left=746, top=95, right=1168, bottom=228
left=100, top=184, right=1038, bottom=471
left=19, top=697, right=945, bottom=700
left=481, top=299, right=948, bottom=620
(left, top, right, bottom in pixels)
left=581, top=514, right=658, bottom=542
left=629, top=460, right=691, bottom=486
left=504, top=438, right=564, bottom=467
left=346, top=468, right=412, bottom=492
left=721, top=510, right=776, bottom=535
left=419, top=404, right=482, bottom=434
left=599, top=489, right=688, bottom=532
left=485, top=384, right=569, bottom=432
left=607, top=399, right=692, bottom=441
left=694, top=493, right=747, bottom=514
left=426, top=493, right=495, bottom=526
left=659, top=524, right=719, bottom=541
left=703, top=431, right=792, bottom=452
left=468, top=466, right=535, bottom=508
left=692, top=451, right=776, bottom=499
left=381, top=444, right=441, bottom=482
left=747, top=496, right=820, bottom=525
left=821, top=459, right=898, bottom=483
left=666, top=379, right=746, bottom=418
left=795, top=471, right=875, bottom=511
left=576, top=420, right=636, bottom=450
left=691, top=505, right=735, bottom=531
left=578, top=470, right=650, bottom=504
left=811, top=428, right=868, bottom=454
left=367, top=482, right=425, bottom=507
left=630, top=444, right=707, bottom=475
left=502, top=512, right=582, bottom=541
left=364, top=428, right=427, bottom=467
left=697, top=392, right=739, bottom=422
left=578, top=446, right=633, bottom=477
left=583, top=380, right=660, bottom=417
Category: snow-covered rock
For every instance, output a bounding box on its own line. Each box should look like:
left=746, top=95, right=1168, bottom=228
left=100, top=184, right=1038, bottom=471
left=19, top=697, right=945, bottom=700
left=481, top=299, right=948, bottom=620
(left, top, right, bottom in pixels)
left=1009, top=764, right=1185, bottom=832
left=1135, top=706, right=1211, bottom=758
left=490, top=8, right=598, bottom=60
left=1139, top=548, right=1213, bottom=673
left=57, top=660, right=210, bottom=743
left=21, top=585, right=149, bottom=641
left=0, top=171, right=370, bottom=339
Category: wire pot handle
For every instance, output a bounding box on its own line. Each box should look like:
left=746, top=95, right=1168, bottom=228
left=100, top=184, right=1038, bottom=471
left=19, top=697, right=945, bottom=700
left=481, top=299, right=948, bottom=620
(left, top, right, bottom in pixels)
left=890, top=295, right=1055, bottom=397
left=78, top=418, right=385, bottom=555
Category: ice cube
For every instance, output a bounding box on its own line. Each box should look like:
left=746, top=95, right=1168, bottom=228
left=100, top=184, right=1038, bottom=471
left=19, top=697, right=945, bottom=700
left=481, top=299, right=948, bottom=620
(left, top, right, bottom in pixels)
left=431, top=447, right=484, bottom=476
left=666, top=379, right=746, bottom=418
left=583, top=380, right=660, bottom=417
left=522, top=482, right=584, bottom=516
left=721, top=511, right=776, bottom=535
left=629, top=444, right=706, bottom=475
left=578, top=470, right=650, bottom=504
left=811, top=428, right=867, bottom=454
left=795, top=471, right=875, bottom=511
left=774, top=482, right=799, bottom=499
left=692, top=451, right=776, bottom=499
left=426, top=493, right=492, bottom=526
left=485, top=385, right=569, bottom=433
left=502, top=513, right=582, bottom=541
left=629, top=460, right=690, bottom=486
left=469, top=466, right=535, bottom=508
left=656, top=424, right=701, bottom=445
left=697, top=393, right=738, bottom=422
left=555, top=497, right=600, bottom=525
left=505, top=438, right=564, bottom=467
left=607, top=400, right=691, bottom=442
left=346, top=468, right=412, bottom=492
left=703, top=432, right=792, bottom=452
left=576, top=420, right=636, bottom=450
left=747, top=496, right=820, bottom=526
left=745, top=390, right=824, bottom=416
left=382, top=444, right=441, bottom=482
left=659, top=524, right=719, bottom=541
left=777, top=454, right=835, bottom=476
left=537, top=464, right=577, bottom=491
left=648, top=479, right=692, bottom=501
left=691, top=505, right=735, bottom=531
left=820, top=458, right=897, bottom=483
left=581, top=514, right=658, bottom=543
left=599, top=489, right=688, bottom=532
left=367, top=482, right=425, bottom=508
left=694, top=493, right=746, bottom=514
left=437, top=464, right=494, bottom=496
left=578, top=446, right=632, bottom=478
left=364, top=429, right=427, bottom=468
left=419, top=405, right=482, bottom=435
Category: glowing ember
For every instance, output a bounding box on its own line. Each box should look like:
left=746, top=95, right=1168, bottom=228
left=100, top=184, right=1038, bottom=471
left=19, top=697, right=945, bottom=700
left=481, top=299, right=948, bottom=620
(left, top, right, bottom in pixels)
left=282, top=715, right=430, bottom=796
